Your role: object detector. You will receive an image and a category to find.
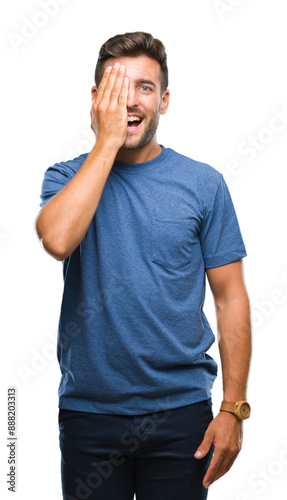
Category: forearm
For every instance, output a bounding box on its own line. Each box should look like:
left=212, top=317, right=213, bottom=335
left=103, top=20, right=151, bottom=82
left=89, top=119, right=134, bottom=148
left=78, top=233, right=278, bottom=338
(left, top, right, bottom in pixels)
left=36, top=140, right=117, bottom=261
left=196, top=293, right=250, bottom=489
left=216, top=293, right=251, bottom=401
left=196, top=262, right=251, bottom=488
left=36, top=63, right=129, bottom=261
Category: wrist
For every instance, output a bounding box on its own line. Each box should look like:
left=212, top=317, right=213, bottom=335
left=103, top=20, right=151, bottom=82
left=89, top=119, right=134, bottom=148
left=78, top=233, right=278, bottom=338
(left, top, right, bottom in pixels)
left=220, top=400, right=251, bottom=420
left=223, top=387, right=247, bottom=401
left=218, top=409, right=240, bottom=422
left=90, top=139, right=119, bottom=164
left=95, top=136, right=123, bottom=157
left=224, top=394, right=247, bottom=401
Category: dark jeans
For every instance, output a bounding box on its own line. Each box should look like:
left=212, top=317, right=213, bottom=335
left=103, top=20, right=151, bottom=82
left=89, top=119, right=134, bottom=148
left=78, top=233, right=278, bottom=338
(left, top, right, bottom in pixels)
left=58, top=398, right=214, bottom=500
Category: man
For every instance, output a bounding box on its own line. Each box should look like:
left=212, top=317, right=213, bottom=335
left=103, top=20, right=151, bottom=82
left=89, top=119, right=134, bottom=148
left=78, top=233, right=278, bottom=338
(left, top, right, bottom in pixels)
left=36, top=32, right=251, bottom=500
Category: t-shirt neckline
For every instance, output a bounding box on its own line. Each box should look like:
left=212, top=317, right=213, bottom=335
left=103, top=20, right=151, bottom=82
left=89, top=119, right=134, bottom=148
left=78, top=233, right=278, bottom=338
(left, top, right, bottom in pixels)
left=112, top=145, right=167, bottom=174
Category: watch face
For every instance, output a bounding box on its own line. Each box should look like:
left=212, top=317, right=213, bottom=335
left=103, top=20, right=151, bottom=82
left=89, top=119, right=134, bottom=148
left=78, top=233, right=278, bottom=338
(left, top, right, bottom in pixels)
left=240, top=403, right=250, bottom=419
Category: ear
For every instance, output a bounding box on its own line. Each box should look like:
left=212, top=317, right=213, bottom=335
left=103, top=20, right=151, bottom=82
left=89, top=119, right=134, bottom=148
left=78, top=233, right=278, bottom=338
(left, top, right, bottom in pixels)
left=91, top=85, right=98, bottom=104
left=90, top=86, right=99, bottom=137
left=160, top=89, right=170, bottom=115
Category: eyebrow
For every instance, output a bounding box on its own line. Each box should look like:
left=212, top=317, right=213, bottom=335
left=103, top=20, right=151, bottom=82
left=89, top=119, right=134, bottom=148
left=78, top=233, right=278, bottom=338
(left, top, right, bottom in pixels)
left=136, top=79, right=156, bottom=88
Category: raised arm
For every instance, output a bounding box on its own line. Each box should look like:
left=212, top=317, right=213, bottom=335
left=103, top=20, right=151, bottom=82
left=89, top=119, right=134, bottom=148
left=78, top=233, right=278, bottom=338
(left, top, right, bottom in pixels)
left=35, top=62, right=129, bottom=261
left=195, top=260, right=251, bottom=489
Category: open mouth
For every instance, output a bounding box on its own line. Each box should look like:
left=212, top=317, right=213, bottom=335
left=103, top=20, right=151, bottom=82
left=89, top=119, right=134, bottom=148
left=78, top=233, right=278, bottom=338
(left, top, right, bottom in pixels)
left=127, top=115, right=143, bottom=132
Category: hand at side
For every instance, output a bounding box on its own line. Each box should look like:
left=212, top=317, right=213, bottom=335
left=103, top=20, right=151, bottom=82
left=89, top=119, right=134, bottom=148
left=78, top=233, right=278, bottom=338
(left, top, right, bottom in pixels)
left=194, top=411, right=243, bottom=489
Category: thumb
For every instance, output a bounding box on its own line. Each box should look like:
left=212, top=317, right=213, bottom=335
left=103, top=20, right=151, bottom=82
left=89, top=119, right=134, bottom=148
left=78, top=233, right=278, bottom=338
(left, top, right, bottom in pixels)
left=194, top=430, right=214, bottom=459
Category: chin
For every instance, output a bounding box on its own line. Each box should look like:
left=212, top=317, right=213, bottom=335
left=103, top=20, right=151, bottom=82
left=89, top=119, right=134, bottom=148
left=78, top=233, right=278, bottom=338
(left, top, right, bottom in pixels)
left=122, top=142, right=143, bottom=151
left=122, top=136, right=145, bottom=151
left=123, top=130, right=157, bottom=152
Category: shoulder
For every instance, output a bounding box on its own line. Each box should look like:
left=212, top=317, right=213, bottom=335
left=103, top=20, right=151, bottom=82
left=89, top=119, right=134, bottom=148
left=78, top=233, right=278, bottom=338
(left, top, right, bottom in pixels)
left=164, top=147, right=223, bottom=189
left=40, top=153, right=90, bottom=207
left=44, top=152, right=89, bottom=180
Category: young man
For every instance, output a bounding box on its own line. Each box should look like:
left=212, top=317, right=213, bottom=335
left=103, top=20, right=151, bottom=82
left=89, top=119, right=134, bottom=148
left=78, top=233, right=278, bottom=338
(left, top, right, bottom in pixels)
left=36, top=32, right=251, bottom=500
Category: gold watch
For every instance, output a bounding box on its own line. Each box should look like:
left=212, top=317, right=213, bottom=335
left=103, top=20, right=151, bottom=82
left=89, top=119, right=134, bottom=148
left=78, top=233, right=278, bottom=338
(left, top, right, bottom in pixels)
left=220, top=401, right=251, bottom=420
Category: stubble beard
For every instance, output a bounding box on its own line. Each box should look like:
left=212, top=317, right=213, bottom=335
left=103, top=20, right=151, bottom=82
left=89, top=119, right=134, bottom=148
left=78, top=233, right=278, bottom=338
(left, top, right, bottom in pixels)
left=122, top=109, right=160, bottom=151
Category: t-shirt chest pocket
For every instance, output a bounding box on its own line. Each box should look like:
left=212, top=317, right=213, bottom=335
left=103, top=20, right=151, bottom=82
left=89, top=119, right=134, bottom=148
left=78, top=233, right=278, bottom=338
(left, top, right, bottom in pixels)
left=151, top=218, right=195, bottom=269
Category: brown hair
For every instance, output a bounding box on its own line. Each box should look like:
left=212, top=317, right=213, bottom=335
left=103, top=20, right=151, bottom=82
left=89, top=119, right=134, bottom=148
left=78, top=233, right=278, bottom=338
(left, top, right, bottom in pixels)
left=95, top=31, right=168, bottom=92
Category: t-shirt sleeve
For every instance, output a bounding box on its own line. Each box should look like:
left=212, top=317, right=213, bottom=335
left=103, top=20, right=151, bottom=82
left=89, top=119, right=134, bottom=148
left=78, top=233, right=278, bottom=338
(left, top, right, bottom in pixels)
left=200, top=174, right=247, bottom=268
left=39, top=163, right=72, bottom=208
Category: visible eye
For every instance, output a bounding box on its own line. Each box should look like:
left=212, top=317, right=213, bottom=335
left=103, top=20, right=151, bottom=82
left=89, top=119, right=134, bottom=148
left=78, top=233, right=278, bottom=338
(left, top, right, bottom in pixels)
left=139, top=86, right=152, bottom=92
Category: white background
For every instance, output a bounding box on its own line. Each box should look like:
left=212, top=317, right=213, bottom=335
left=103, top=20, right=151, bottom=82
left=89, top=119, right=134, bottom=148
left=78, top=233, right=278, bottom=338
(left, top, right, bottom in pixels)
left=1, top=0, right=287, bottom=499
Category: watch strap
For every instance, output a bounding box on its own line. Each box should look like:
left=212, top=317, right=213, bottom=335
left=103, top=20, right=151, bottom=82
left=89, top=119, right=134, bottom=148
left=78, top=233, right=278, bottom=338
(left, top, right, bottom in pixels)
left=220, top=401, right=237, bottom=413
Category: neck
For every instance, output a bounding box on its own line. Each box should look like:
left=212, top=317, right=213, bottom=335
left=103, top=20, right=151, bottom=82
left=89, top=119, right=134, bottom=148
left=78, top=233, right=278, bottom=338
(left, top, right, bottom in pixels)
left=115, top=138, right=162, bottom=164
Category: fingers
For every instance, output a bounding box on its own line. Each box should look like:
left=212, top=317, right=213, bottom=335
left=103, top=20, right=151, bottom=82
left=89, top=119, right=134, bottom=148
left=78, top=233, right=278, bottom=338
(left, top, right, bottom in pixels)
left=202, top=450, right=224, bottom=489
left=109, top=64, right=127, bottom=104
left=98, top=63, right=127, bottom=107
left=119, top=76, right=129, bottom=107
left=194, top=413, right=242, bottom=489
left=91, top=61, right=129, bottom=150
left=194, top=429, right=214, bottom=459
left=95, top=65, right=112, bottom=103
left=202, top=446, right=240, bottom=489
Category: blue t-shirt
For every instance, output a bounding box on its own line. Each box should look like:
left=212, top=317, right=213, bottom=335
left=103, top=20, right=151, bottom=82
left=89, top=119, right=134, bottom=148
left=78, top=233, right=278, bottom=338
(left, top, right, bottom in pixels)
left=40, top=146, right=247, bottom=415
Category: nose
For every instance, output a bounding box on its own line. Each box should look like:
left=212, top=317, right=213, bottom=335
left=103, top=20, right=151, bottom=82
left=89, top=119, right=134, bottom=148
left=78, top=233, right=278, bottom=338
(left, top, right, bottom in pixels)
left=126, top=86, right=139, bottom=109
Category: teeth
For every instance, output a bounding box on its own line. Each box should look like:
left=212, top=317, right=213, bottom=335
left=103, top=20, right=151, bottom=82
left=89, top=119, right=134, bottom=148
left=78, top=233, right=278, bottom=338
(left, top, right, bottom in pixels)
left=128, top=116, right=141, bottom=122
